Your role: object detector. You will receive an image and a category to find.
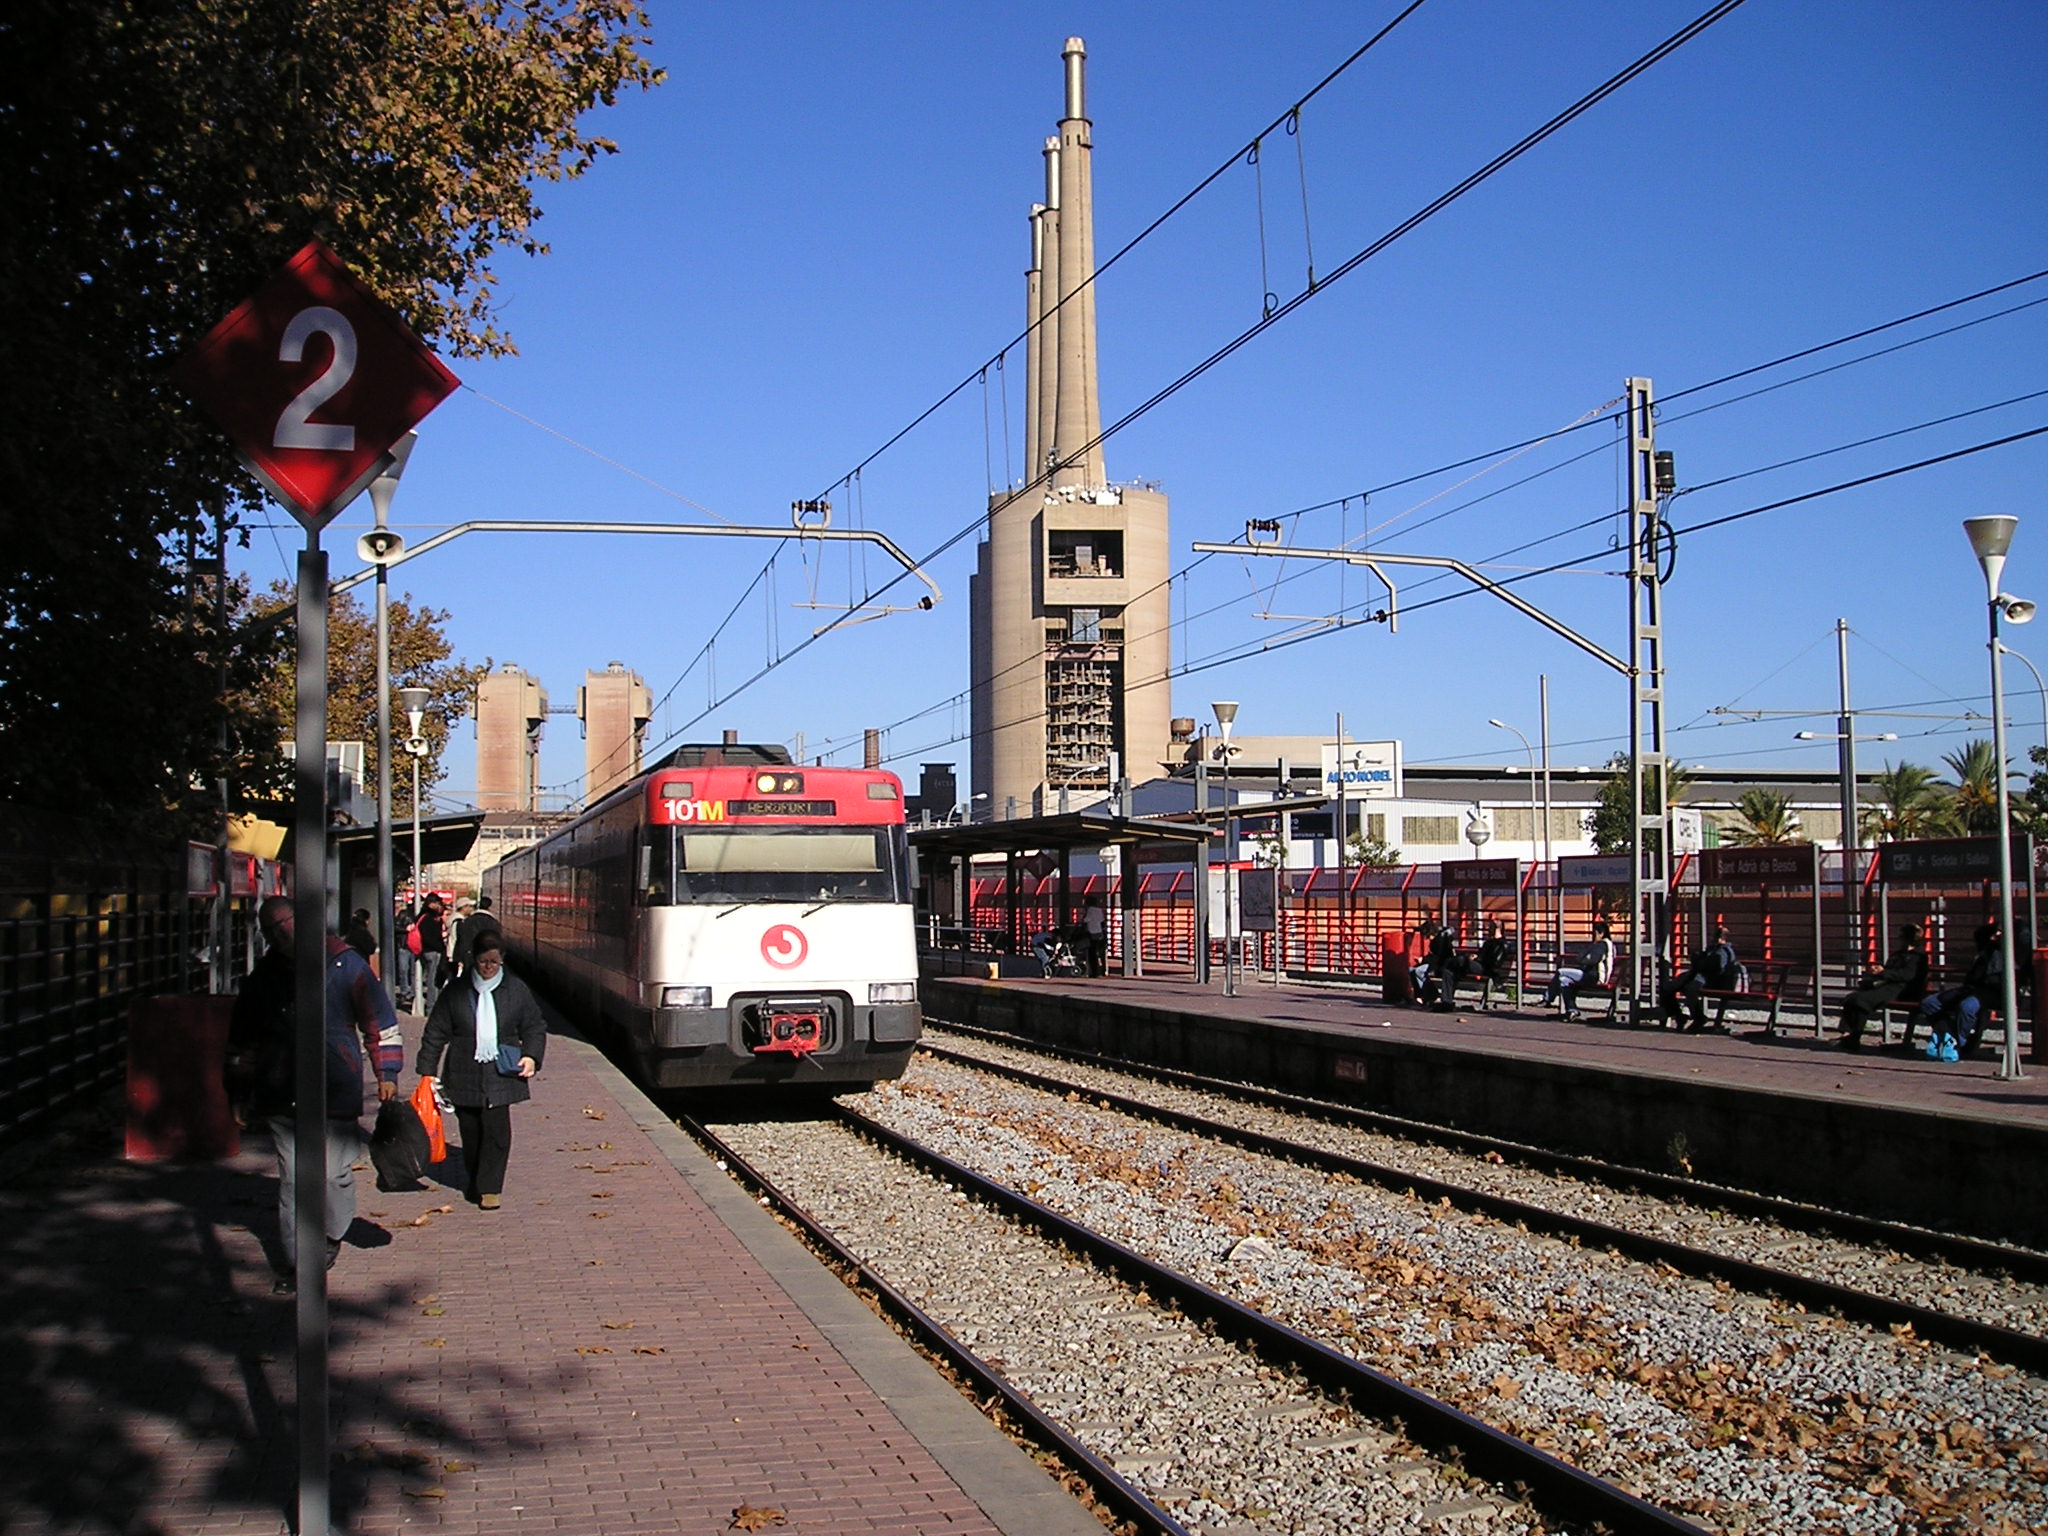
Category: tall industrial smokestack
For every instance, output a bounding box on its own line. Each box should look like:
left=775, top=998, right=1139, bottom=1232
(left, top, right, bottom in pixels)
left=1025, top=202, right=1046, bottom=477
left=863, top=728, right=882, bottom=770
left=1051, top=37, right=1104, bottom=488
left=1035, top=137, right=1061, bottom=480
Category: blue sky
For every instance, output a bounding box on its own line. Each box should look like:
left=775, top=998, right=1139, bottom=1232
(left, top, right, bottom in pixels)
left=242, top=1, right=2048, bottom=810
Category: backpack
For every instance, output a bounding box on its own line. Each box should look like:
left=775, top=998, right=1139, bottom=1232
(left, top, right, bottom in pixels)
left=1729, top=961, right=1750, bottom=994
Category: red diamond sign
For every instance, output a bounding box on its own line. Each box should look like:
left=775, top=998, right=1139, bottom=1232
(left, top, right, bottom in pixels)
left=173, top=240, right=459, bottom=531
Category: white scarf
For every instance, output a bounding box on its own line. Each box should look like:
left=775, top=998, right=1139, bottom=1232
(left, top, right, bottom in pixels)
left=472, top=968, right=504, bottom=1064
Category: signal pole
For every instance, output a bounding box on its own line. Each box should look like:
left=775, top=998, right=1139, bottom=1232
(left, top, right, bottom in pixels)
left=1624, top=379, right=1672, bottom=1028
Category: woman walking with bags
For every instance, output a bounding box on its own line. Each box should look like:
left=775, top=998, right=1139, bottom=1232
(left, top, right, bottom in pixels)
left=416, top=930, right=546, bottom=1209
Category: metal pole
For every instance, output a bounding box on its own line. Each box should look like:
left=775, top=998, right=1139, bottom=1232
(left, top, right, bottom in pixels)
left=1989, top=599, right=2024, bottom=1080
left=1335, top=712, right=1347, bottom=976
left=411, top=753, right=423, bottom=910
left=1835, top=617, right=1857, bottom=1021
left=1541, top=674, right=1555, bottom=965
left=375, top=564, right=394, bottom=973
left=291, top=542, right=331, bottom=1536
left=1222, top=746, right=1237, bottom=997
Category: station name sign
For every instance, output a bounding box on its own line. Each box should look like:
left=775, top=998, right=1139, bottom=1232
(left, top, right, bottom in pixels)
left=1444, top=857, right=1520, bottom=890
left=1877, top=836, right=2029, bottom=885
left=1698, top=845, right=1820, bottom=888
left=1320, top=740, right=1401, bottom=801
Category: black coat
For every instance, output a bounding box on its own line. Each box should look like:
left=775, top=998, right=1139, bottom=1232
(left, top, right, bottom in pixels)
left=416, top=971, right=547, bottom=1109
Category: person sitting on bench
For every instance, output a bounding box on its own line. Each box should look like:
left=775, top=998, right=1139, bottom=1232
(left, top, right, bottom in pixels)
left=1663, top=925, right=1740, bottom=1033
left=1919, top=923, right=2002, bottom=1062
left=1836, top=923, right=1927, bottom=1051
left=1476, top=922, right=1518, bottom=1008
left=1543, top=920, right=1614, bottom=1021
left=1422, top=924, right=1470, bottom=1010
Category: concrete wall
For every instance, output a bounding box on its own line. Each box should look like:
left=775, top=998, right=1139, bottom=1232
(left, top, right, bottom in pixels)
left=921, top=977, right=2048, bottom=1247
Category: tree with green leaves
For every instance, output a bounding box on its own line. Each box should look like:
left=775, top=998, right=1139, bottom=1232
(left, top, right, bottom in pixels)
left=1721, top=788, right=1806, bottom=847
left=1584, top=754, right=1694, bottom=856
left=242, top=584, right=485, bottom=818
left=1939, top=740, right=2004, bottom=835
left=1, top=1, right=660, bottom=834
left=1860, top=761, right=1945, bottom=842
left=1347, top=830, right=1403, bottom=869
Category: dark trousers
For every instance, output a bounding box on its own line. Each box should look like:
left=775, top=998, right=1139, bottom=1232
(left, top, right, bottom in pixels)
left=454, top=1103, right=514, bottom=1199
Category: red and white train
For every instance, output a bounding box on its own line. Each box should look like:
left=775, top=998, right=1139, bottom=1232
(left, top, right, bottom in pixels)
left=483, top=744, right=919, bottom=1091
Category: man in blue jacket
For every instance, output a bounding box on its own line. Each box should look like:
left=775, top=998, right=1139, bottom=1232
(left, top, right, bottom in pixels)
left=228, top=895, right=402, bottom=1293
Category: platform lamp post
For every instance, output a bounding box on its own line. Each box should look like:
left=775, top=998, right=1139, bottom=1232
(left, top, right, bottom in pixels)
left=1490, top=718, right=1538, bottom=1001
left=1212, top=702, right=1239, bottom=997
left=400, top=687, right=430, bottom=913
left=1996, top=642, right=2047, bottom=946
left=1963, top=515, right=2034, bottom=1081
left=363, top=433, right=416, bottom=974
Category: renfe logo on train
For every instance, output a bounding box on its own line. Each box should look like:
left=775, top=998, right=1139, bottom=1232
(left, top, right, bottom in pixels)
left=760, top=924, right=809, bottom=969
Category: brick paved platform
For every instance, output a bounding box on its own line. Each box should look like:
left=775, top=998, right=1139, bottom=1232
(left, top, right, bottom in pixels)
left=924, top=972, right=2048, bottom=1246
left=1, top=1020, right=1101, bottom=1536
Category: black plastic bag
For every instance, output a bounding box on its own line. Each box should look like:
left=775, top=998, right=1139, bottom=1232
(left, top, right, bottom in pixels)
left=370, top=1097, right=432, bottom=1191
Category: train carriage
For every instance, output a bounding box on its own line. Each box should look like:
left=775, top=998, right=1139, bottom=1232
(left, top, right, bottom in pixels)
left=484, top=745, right=919, bottom=1091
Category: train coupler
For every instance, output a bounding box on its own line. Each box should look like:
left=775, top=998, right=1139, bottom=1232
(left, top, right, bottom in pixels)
left=749, top=1000, right=826, bottom=1056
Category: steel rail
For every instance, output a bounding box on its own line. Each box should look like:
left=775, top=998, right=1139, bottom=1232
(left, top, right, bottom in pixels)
left=924, top=1020, right=2048, bottom=1287
left=919, top=1039, right=2048, bottom=1376
left=681, top=1116, right=1196, bottom=1536
left=834, top=1104, right=1713, bottom=1536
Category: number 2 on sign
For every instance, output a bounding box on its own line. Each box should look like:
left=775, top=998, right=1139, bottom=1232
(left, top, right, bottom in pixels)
left=274, top=306, right=358, bottom=451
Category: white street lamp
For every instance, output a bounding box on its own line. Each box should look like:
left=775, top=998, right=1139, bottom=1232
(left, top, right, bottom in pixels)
left=362, top=432, right=416, bottom=972
left=399, top=686, right=430, bottom=917
left=1964, top=515, right=2032, bottom=1081
left=1212, top=702, right=1239, bottom=998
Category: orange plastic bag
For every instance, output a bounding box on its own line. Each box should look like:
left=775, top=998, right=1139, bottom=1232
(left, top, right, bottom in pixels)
left=411, top=1076, right=447, bottom=1164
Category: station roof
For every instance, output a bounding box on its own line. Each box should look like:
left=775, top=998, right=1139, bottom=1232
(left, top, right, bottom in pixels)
left=908, top=810, right=1216, bottom=862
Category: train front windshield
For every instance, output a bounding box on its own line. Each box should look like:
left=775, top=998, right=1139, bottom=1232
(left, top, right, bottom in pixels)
left=643, top=825, right=911, bottom=905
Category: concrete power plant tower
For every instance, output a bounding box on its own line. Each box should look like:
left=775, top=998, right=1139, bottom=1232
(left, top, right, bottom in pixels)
left=970, top=37, right=1172, bottom=817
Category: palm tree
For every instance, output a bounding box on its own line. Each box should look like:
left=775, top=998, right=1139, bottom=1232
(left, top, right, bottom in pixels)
left=1940, top=739, right=2004, bottom=835
left=1859, top=761, right=1944, bottom=842
left=1721, top=788, right=1806, bottom=847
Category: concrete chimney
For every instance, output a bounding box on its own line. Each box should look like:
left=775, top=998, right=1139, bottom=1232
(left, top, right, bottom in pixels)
left=476, top=664, right=548, bottom=812
left=1036, top=138, right=1062, bottom=478
left=1052, top=37, right=1103, bottom=488
left=577, top=662, right=651, bottom=806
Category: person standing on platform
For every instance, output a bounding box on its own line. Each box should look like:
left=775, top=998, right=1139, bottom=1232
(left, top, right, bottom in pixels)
left=416, top=930, right=546, bottom=1210
left=1082, top=898, right=1107, bottom=976
left=393, top=901, right=419, bottom=1012
left=451, top=894, right=502, bottom=982
left=1836, top=924, right=1928, bottom=1050
left=227, top=895, right=401, bottom=1292
left=415, top=893, right=448, bottom=1018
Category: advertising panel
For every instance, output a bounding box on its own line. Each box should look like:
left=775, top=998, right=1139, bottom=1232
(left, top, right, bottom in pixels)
left=1321, top=740, right=1402, bottom=800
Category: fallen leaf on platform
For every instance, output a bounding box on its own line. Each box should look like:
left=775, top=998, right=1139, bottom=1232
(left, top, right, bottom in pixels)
left=591, top=1191, right=615, bottom=1199
left=633, top=1346, right=665, bottom=1355
left=425, top=1338, right=446, bottom=1348
left=591, top=1211, right=612, bottom=1220
left=575, top=1345, right=614, bottom=1356
left=422, top=1305, right=447, bottom=1317
left=730, top=1503, right=788, bottom=1530
left=581, top=1107, right=607, bottom=1120
left=601, top=1319, right=634, bottom=1330
left=443, top=1460, right=475, bottom=1473
left=402, top=1486, right=446, bottom=1500
left=351, top=1441, right=379, bottom=1461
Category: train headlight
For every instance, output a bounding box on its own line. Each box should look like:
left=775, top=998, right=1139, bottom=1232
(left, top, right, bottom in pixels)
left=868, top=982, right=916, bottom=1005
left=661, top=985, right=713, bottom=1009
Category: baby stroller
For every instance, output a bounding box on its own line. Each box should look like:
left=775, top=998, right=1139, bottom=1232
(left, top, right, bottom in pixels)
left=1035, top=931, right=1082, bottom=977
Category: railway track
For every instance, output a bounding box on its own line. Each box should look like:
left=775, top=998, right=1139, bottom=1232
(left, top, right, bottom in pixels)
left=918, top=1029, right=2048, bottom=1375
left=698, top=1043, right=2048, bottom=1535
left=691, top=1107, right=1702, bottom=1536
